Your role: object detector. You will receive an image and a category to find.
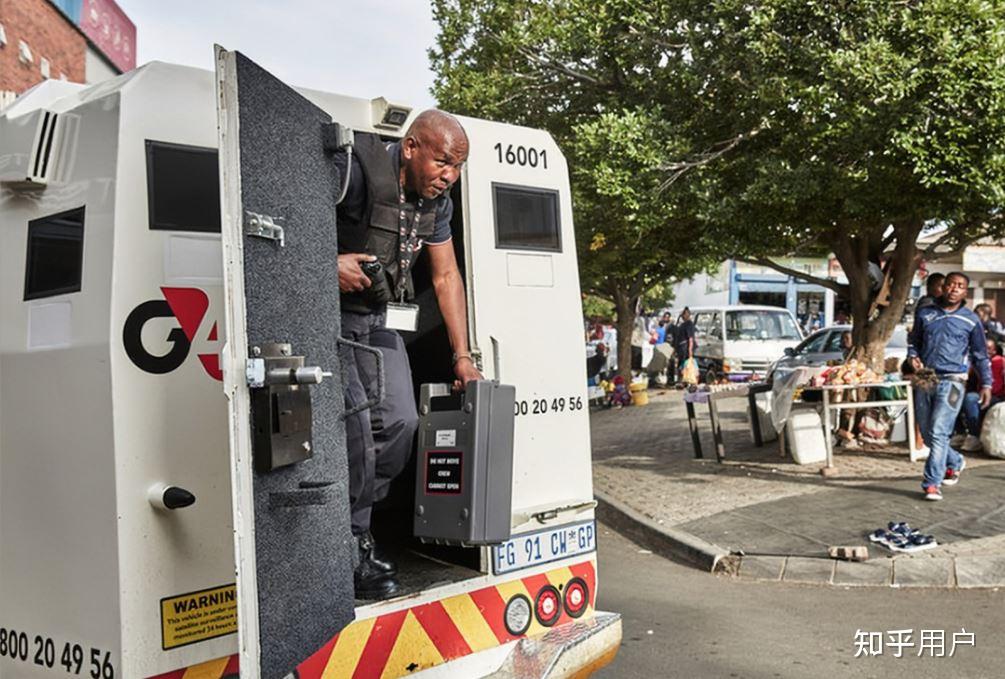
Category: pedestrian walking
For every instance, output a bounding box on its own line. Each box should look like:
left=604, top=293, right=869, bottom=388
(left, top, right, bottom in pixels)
left=908, top=272, right=993, bottom=501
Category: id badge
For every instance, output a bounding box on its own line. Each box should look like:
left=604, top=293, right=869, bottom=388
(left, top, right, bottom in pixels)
left=385, top=303, right=420, bottom=332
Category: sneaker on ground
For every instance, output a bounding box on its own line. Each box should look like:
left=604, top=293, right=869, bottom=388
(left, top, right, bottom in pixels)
left=943, top=456, right=967, bottom=486
left=887, top=522, right=921, bottom=538
left=924, top=485, right=943, bottom=501
left=950, top=433, right=966, bottom=447
left=916, top=444, right=930, bottom=457
left=961, top=435, right=982, bottom=452
left=868, top=529, right=893, bottom=545
left=889, top=534, right=938, bottom=553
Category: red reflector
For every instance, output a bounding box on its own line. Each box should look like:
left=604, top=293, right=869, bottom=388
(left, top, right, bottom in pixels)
left=535, top=585, right=562, bottom=627
left=564, top=577, right=589, bottom=618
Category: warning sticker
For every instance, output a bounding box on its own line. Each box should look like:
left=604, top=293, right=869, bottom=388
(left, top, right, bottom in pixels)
left=425, top=451, right=463, bottom=495
left=435, top=429, right=457, bottom=447
left=160, top=584, right=238, bottom=650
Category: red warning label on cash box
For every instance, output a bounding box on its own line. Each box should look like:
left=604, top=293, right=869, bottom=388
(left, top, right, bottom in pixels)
left=425, top=451, right=463, bottom=495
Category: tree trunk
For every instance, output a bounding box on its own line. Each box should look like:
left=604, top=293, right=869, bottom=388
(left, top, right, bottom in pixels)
left=833, top=221, right=923, bottom=371
left=613, top=286, right=639, bottom=383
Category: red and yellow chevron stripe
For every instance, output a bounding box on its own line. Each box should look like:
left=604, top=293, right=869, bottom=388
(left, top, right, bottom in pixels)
left=298, top=559, right=597, bottom=679
left=148, top=559, right=595, bottom=679
left=148, top=654, right=238, bottom=679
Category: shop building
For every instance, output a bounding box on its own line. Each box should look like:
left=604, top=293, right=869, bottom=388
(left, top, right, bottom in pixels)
left=673, top=240, right=1005, bottom=331
left=0, top=0, right=134, bottom=108
left=673, top=258, right=841, bottom=333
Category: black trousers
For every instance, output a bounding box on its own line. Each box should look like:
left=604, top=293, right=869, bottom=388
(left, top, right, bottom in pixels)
left=340, top=310, right=419, bottom=535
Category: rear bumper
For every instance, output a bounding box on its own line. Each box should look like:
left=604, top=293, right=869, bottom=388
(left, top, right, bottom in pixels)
left=487, top=611, right=622, bottom=679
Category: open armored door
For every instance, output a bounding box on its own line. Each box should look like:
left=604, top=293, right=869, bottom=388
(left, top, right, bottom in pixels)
left=215, top=48, right=356, bottom=678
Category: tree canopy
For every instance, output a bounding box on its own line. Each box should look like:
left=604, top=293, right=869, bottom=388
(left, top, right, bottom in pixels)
left=431, top=0, right=1005, bottom=366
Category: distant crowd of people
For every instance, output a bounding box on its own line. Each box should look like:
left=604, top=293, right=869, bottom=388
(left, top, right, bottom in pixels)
left=585, top=308, right=697, bottom=386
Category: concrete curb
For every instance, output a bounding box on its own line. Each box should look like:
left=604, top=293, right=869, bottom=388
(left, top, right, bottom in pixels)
left=594, top=492, right=733, bottom=573
left=596, top=493, right=1005, bottom=588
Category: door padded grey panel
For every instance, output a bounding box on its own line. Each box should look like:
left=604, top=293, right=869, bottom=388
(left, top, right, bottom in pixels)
left=235, top=51, right=355, bottom=678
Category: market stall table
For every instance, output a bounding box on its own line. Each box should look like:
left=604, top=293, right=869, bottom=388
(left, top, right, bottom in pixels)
left=799, top=381, right=918, bottom=473
left=683, top=382, right=773, bottom=462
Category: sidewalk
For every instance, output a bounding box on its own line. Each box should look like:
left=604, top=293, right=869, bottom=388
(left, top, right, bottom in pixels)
left=591, top=389, right=1005, bottom=588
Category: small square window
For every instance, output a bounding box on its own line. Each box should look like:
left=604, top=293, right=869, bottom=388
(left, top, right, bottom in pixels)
left=492, top=184, right=562, bottom=252
left=18, top=40, right=32, bottom=64
left=40, top=57, right=50, bottom=78
left=146, top=140, right=221, bottom=233
left=24, top=207, right=85, bottom=301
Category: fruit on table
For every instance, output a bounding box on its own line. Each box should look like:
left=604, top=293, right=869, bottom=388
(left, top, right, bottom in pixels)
left=824, top=359, right=881, bottom=385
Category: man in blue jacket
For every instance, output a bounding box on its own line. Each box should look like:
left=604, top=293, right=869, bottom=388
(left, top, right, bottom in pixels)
left=909, top=272, right=992, bottom=501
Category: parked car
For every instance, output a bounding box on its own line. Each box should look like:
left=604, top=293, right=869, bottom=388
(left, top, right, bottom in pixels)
left=687, top=305, right=804, bottom=382
left=767, top=324, right=909, bottom=382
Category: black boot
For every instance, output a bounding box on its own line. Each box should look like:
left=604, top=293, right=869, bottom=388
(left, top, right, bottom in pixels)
left=359, top=531, right=397, bottom=575
left=354, top=534, right=401, bottom=601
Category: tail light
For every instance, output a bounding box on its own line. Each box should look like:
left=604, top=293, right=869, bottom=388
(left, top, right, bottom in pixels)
left=534, top=585, right=562, bottom=626
left=563, top=577, right=589, bottom=618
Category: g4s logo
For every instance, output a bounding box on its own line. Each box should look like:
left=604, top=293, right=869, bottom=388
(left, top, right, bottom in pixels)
left=123, top=287, right=223, bottom=381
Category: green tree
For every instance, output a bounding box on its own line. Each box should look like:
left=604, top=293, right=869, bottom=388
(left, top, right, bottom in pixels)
left=690, top=0, right=1005, bottom=363
left=431, top=1, right=718, bottom=378
left=431, top=0, right=1005, bottom=369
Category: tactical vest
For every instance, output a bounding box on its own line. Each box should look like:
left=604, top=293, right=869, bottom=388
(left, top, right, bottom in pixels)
left=339, top=133, right=438, bottom=313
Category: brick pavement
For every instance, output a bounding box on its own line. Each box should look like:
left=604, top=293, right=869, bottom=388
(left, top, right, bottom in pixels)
left=591, top=389, right=1005, bottom=587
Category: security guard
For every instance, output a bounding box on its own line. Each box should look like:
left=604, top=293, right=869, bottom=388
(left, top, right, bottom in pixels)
left=336, top=110, right=483, bottom=599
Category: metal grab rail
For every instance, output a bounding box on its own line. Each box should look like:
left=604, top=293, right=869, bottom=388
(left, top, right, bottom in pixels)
left=337, top=336, right=386, bottom=418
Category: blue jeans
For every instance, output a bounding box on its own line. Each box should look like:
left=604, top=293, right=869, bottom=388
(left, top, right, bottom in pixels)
left=962, top=391, right=982, bottom=436
left=915, top=380, right=965, bottom=489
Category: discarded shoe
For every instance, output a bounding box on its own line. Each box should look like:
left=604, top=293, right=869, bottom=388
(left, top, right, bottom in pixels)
left=888, top=533, right=938, bottom=553
left=868, top=529, right=892, bottom=546
left=868, top=522, right=921, bottom=547
left=887, top=522, right=920, bottom=538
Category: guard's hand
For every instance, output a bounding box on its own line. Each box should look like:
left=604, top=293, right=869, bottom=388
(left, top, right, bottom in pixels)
left=338, top=254, right=375, bottom=293
left=452, top=357, right=484, bottom=392
left=980, top=386, right=993, bottom=409
left=910, top=356, right=924, bottom=372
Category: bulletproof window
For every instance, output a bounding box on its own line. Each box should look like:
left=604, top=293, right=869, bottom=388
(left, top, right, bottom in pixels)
left=146, top=140, right=221, bottom=233
left=24, top=206, right=85, bottom=300
left=492, top=184, right=561, bottom=252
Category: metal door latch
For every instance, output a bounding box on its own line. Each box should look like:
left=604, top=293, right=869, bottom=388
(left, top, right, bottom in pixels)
left=247, top=342, right=330, bottom=472
left=244, top=210, right=285, bottom=247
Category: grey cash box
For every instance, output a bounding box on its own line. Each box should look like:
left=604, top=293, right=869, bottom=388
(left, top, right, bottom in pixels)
left=414, top=380, right=516, bottom=545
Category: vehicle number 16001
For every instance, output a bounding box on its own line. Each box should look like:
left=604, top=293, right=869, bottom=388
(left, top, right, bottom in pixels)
left=493, top=143, right=549, bottom=168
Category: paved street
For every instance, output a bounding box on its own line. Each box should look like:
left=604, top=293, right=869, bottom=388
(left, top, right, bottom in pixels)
left=591, top=389, right=1005, bottom=586
left=594, top=522, right=1005, bottom=679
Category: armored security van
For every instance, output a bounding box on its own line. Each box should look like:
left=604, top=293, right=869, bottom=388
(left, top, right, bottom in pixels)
left=0, top=49, right=620, bottom=679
